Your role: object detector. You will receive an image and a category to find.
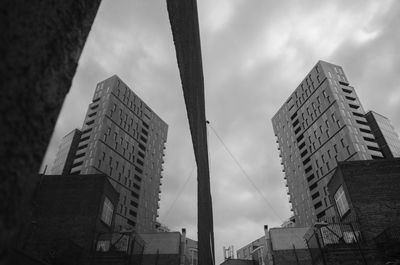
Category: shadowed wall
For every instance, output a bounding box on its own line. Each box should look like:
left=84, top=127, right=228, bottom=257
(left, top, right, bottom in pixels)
left=0, top=0, right=102, bottom=261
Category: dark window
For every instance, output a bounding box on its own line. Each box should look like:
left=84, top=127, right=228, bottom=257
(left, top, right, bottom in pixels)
left=307, top=174, right=315, bottom=182
left=131, top=191, right=139, bottom=199
left=316, top=211, right=326, bottom=219
left=314, top=201, right=323, bottom=209
left=312, top=192, right=320, bottom=200
left=129, top=210, right=137, bottom=217
left=130, top=200, right=138, bottom=208
left=134, top=174, right=142, bottom=182
left=309, top=183, right=317, bottom=191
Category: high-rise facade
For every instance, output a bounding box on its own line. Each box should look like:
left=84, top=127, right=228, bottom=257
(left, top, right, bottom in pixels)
left=51, top=129, right=82, bottom=175
left=52, top=75, right=168, bottom=232
left=272, top=61, right=383, bottom=226
left=365, top=110, right=400, bottom=158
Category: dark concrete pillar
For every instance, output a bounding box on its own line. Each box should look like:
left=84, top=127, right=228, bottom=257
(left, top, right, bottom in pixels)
left=166, top=1, right=215, bottom=264
left=0, top=0, right=102, bottom=260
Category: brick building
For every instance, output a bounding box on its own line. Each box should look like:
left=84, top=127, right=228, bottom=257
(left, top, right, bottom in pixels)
left=138, top=229, right=197, bottom=265
left=51, top=129, right=82, bottom=175
left=219, top=259, right=254, bottom=265
left=267, top=227, right=311, bottom=265
left=236, top=226, right=312, bottom=265
left=22, top=174, right=119, bottom=264
left=365, top=110, right=400, bottom=158
left=304, top=158, right=400, bottom=265
left=236, top=236, right=266, bottom=262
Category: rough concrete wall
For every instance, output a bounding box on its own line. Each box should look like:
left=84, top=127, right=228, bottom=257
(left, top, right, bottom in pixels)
left=0, top=0, right=101, bottom=260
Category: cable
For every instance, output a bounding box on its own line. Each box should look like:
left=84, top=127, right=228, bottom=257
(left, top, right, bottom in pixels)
left=160, top=165, right=196, bottom=223
left=208, top=122, right=309, bottom=246
left=207, top=123, right=284, bottom=223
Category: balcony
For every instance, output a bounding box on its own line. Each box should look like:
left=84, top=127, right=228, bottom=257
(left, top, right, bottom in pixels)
left=70, top=164, right=82, bottom=174
left=72, top=156, right=85, bottom=166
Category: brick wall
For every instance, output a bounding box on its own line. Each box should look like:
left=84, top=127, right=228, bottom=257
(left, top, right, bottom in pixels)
left=272, top=249, right=311, bottom=265
left=329, top=159, right=400, bottom=242
left=323, top=247, right=383, bottom=265
left=327, top=158, right=400, bottom=263
left=23, top=174, right=119, bottom=263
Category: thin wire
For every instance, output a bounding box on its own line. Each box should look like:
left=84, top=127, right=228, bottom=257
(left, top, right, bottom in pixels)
left=160, top=165, right=196, bottom=223
left=207, top=123, right=284, bottom=223
left=208, top=123, right=309, bottom=246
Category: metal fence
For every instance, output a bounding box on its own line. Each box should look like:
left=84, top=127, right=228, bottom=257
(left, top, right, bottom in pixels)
left=304, top=217, right=365, bottom=265
left=91, top=231, right=145, bottom=265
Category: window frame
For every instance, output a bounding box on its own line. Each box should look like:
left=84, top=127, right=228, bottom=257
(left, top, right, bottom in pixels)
left=101, top=197, right=114, bottom=226
left=334, top=185, right=350, bottom=217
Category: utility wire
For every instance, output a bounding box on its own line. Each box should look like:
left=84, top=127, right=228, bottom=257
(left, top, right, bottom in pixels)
left=160, top=165, right=196, bottom=223
left=208, top=122, right=309, bottom=246
left=207, top=123, right=284, bottom=223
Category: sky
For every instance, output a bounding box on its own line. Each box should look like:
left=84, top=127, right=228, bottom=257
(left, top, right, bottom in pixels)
left=41, top=0, right=400, bottom=263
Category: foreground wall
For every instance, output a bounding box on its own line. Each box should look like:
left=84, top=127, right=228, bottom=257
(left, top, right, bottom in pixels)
left=0, top=0, right=102, bottom=261
left=328, top=158, right=400, bottom=242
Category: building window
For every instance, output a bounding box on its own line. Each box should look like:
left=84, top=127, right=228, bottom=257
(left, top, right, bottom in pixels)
left=101, top=197, right=114, bottom=226
left=334, top=185, right=350, bottom=217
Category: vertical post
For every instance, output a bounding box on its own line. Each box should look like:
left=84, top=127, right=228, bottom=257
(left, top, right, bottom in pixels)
left=350, top=223, right=368, bottom=265
left=129, top=236, right=135, bottom=265
left=315, top=229, right=327, bottom=265
left=155, top=249, right=159, bottom=265
left=292, top=244, right=300, bottom=265
left=166, top=1, right=215, bottom=265
left=305, top=237, right=316, bottom=265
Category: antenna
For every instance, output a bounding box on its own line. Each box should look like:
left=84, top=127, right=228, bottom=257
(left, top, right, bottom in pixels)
left=223, top=245, right=234, bottom=260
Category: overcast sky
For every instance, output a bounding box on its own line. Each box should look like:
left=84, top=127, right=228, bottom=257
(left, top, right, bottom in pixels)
left=41, top=0, right=400, bottom=263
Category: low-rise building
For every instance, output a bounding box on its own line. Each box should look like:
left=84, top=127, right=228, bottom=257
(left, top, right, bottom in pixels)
left=236, top=236, right=266, bottom=261
left=186, top=237, right=198, bottom=265
left=22, top=174, right=120, bottom=264
left=139, top=228, right=197, bottom=265
left=236, top=225, right=311, bottom=265
left=219, top=259, right=254, bottom=265
left=304, top=158, right=400, bottom=265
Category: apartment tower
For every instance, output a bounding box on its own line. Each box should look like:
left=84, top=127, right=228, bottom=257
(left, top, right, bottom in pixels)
left=51, top=75, right=168, bottom=232
left=50, top=129, right=82, bottom=175
left=272, top=61, right=383, bottom=226
left=365, top=110, right=400, bottom=158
